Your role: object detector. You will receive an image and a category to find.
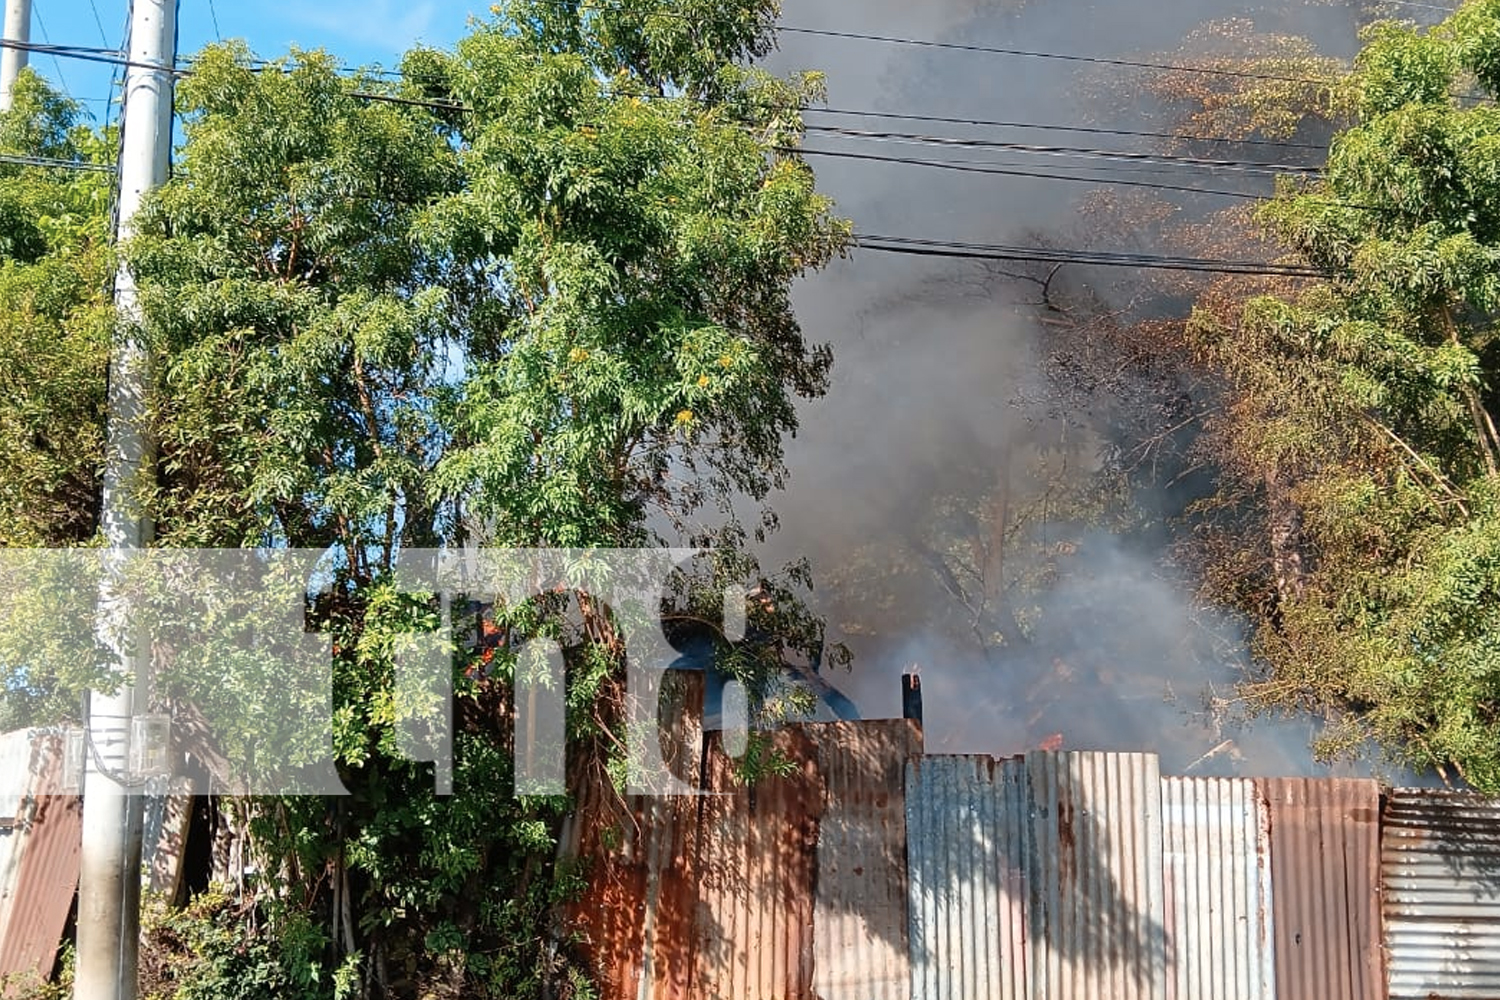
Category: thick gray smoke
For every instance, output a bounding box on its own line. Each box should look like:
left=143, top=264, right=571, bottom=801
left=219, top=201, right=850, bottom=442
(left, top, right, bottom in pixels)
left=757, top=0, right=1440, bottom=783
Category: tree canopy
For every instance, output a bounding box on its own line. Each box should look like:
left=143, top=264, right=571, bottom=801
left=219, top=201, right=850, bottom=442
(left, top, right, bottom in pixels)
left=1161, top=1, right=1500, bottom=790
left=0, top=1, right=849, bottom=994
left=0, top=71, right=112, bottom=550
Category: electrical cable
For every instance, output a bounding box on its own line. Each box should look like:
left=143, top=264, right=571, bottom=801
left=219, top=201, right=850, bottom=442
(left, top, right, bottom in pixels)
left=789, top=145, right=1356, bottom=205
left=96, top=6, right=130, bottom=131
left=0, top=37, right=162, bottom=72
left=781, top=26, right=1326, bottom=86
left=499, top=0, right=1491, bottom=105
left=1, top=0, right=1489, bottom=114
left=853, top=232, right=1328, bottom=276
left=80, top=691, right=148, bottom=790
left=0, top=151, right=113, bottom=171
left=0, top=32, right=1486, bottom=141
left=505, top=0, right=1348, bottom=88
left=806, top=107, right=1329, bottom=151
left=800, top=124, right=1323, bottom=175
left=86, top=0, right=109, bottom=47
left=1376, top=0, right=1461, bottom=11
left=31, top=3, right=71, bottom=97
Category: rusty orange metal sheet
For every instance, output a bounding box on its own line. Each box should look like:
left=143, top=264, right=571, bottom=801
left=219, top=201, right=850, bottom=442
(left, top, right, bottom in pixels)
left=1257, top=777, right=1382, bottom=1000
left=561, top=672, right=705, bottom=1000
left=564, top=773, right=699, bottom=1000
left=562, top=672, right=828, bottom=1000
left=692, top=726, right=823, bottom=1000
left=0, top=734, right=82, bottom=990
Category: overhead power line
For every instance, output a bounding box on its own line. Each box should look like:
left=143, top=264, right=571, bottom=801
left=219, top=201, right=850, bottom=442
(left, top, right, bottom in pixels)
left=0, top=37, right=155, bottom=71
left=1376, top=0, right=1461, bottom=12
left=0, top=151, right=112, bottom=171
left=854, top=233, right=1327, bottom=277
left=30, top=2, right=69, bottom=95
left=509, top=0, right=1345, bottom=89
left=5, top=0, right=1490, bottom=113
left=85, top=0, right=108, bottom=47
left=0, top=21, right=1485, bottom=131
left=801, top=125, right=1322, bottom=175
left=781, top=26, right=1328, bottom=86
left=0, top=37, right=1339, bottom=169
left=789, top=145, right=1307, bottom=202
left=506, top=0, right=1490, bottom=104
left=806, top=107, right=1329, bottom=151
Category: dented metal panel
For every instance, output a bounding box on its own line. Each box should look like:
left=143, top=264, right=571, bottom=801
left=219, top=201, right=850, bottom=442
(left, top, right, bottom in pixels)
left=808, top=720, right=921, bottom=1000
left=1027, top=751, right=1167, bottom=1000
left=1258, top=778, right=1382, bottom=1000
left=567, top=713, right=1417, bottom=1000
left=1160, top=777, right=1274, bottom=1000
left=1383, top=789, right=1500, bottom=1000
left=905, top=754, right=1029, bottom=1000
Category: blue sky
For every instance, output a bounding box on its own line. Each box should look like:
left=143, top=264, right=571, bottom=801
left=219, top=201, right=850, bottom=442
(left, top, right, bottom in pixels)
left=16, top=1, right=484, bottom=125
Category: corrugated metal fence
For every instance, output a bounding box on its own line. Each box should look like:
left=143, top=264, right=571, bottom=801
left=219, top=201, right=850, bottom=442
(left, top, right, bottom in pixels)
left=560, top=699, right=923, bottom=1000
left=1382, top=789, right=1500, bottom=1000
left=0, top=732, right=82, bottom=993
left=3, top=715, right=1496, bottom=1000
left=907, top=755, right=1029, bottom=1000
left=1160, top=776, right=1274, bottom=1000
left=1260, top=779, right=1383, bottom=1000
left=1025, top=751, right=1166, bottom=1000
left=566, top=726, right=1500, bottom=1000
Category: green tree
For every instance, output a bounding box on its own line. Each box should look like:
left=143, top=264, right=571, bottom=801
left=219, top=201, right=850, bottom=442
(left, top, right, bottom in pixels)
left=0, top=71, right=113, bottom=549
left=1182, top=0, right=1500, bottom=791
left=0, top=74, right=116, bottom=734
left=107, top=1, right=848, bottom=994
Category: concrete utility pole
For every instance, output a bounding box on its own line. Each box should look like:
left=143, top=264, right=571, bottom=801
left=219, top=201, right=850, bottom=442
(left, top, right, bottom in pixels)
left=75, top=2, right=177, bottom=999
left=0, top=0, right=32, bottom=112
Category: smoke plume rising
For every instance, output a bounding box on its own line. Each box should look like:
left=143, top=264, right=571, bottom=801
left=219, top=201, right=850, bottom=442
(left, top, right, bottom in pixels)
left=755, top=0, right=1437, bottom=783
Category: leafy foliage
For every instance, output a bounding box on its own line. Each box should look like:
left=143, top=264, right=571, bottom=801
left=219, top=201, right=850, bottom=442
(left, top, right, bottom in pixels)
left=0, top=0, right=847, bottom=992
left=1182, top=1, right=1500, bottom=790
left=0, top=72, right=113, bottom=548
left=105, top=2, right=845, bottom=995
left=1140, top=19, right=1354, bottom=142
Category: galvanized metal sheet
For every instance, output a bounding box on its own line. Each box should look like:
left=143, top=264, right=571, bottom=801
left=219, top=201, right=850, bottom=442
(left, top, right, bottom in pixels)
left=905, top=754, right=1029, bottom=1000
left=808, top=720, right=921, bottom=1000
left=0, top=731, right=33, bottom=822
left=141, top=790, right=196, bottom=900
left=1258, top=777, right=1382, bottom=1000
left=1160, top=777, right=1274, bottom=1000
left=1027, top=751, right=1167, bottom=1000
left=0, top=729, right=37, bottom=937
left=1383, top=789, right=1500, bottom=1000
